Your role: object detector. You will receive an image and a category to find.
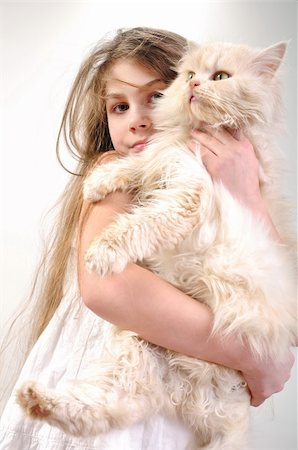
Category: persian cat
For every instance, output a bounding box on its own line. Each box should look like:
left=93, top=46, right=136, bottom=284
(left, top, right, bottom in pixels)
left=17, top=41, right=296, bottom=449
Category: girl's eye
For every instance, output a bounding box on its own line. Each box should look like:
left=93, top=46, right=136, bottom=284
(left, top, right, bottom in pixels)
left=187, top=71, right=195, bottom=80
left=113, top=103, right=129, bottom=113
left=213, top=71, right=230, bottom=81
left=151, top=91, right=164, bottom=101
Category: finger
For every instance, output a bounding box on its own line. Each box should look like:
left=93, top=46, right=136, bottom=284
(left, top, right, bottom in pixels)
left=251, top=397, right=265, bottom=407
left=225, top=128, right=245, bottom=141
left=188, top=140, right=201, bottom=155
left=199, top=145, right=218, bottom=174
left=206, top=127, right=236, bottom=145
left=199, top=144, right=217, bottom=160
left=191, top=128, right=222, bottom=146
left=249, top=388, right=266, bottom=407
left=190, top=130, right=221, bottom=155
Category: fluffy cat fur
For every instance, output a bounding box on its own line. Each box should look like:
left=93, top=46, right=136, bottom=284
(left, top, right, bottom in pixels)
left=17, top=41, right=296, bottom=449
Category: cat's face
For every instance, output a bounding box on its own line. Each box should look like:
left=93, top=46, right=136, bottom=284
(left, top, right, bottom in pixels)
left=153, top=41, right=286, bottom=130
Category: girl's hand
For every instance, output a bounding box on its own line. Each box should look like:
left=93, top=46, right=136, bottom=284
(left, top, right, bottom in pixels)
left=240, top=347, right=295, bottom=406
left=189, top=127, right=281, bottom=241
left=189, top=127, right=263, bottom=213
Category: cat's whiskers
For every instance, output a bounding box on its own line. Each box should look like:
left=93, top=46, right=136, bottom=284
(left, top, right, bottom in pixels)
left=196, top=88, right=264, bottom=127
left=193, top=89, right=244, bottom=127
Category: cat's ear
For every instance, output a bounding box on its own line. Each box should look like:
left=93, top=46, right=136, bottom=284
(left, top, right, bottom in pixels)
left=253, top=41, right=288, bottom=78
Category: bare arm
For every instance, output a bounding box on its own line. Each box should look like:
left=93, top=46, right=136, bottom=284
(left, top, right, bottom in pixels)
left=78, top=190, right=294, bottom=407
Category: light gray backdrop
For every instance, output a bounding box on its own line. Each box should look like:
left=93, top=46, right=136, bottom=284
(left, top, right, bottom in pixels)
left=0, top=1, right=297, bottom=449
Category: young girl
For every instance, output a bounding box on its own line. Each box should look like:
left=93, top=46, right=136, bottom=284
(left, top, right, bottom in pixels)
left=0, top=27, right=295, bottom=450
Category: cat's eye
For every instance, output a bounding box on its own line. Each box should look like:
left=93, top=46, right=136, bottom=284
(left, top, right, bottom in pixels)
left=213, top=71, right=230, bottom=81
left=187, top=71, right=195, bottom=80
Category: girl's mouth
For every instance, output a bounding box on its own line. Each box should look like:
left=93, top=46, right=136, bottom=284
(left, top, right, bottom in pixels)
left=132, top=139, right=148, bottom=152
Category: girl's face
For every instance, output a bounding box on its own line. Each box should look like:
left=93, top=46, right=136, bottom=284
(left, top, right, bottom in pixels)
left=105, top=59, right=167, bottom=155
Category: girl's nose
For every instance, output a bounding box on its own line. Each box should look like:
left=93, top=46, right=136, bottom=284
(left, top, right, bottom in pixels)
left=129, top=111, right=152, bottom=132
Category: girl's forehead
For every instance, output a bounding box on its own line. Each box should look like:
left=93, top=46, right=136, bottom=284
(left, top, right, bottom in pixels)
left=105, top=59, right=163, bottom=91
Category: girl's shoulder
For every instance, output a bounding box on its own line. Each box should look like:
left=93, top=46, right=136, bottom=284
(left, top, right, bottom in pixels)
left=96, top=150, right=120, bottom=166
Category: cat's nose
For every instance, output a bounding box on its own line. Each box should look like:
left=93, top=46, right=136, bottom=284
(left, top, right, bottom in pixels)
left=190, top=80, right=200, bottom=88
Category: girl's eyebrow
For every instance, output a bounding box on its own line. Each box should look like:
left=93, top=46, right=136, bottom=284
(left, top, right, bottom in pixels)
left=105, top=93, right=124, bottom=100
left=105, top=78, right=165, bottom=99
left=112, top=78, right=163, bottom=89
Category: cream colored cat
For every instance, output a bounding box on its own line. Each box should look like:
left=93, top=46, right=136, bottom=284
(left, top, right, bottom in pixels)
left=17, top=42, right=296, bottom=450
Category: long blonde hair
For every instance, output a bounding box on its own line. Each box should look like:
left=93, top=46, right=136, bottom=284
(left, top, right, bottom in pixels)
left=20, top=27, right=188, bottom=351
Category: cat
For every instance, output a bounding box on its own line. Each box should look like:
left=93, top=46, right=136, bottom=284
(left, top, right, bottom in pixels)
left=17, top=41, right=296, bottom=450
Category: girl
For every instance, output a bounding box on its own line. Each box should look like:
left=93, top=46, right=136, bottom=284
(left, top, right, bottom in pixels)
left=0, top=27, right=295, bottom=450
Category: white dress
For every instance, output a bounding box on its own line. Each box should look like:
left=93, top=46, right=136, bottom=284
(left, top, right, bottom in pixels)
left=0, top=245, right=192, bottom=450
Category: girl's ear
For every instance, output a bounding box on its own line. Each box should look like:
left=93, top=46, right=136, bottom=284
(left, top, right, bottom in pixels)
left=253, top=41, right=288, bottom=78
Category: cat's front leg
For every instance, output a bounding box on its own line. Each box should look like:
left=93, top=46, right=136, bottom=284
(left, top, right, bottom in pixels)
left=85, top=184, right=209, bottom=277
left=83, top=157, right=139, bottom=203
left=85, top=221, right=132, bottom=276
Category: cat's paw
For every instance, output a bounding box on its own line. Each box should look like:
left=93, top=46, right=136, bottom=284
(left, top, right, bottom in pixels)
left=83, top=170, right=111, bottom=202
left=85, top=237, right=129, bottom=277
left=16, top=381, right=52, bottom=419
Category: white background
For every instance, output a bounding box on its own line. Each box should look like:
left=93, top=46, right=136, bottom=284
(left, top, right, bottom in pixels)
left=0, top=1, right=297, bottom=449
